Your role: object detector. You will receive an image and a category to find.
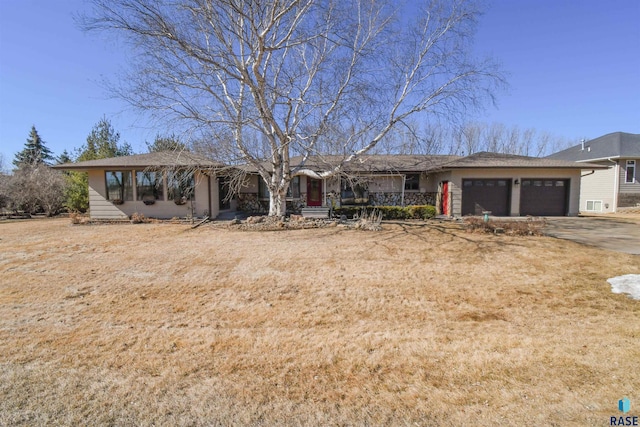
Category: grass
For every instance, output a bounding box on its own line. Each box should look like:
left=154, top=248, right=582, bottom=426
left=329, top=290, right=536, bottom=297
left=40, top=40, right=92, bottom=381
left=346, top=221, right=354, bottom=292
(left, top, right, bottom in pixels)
left=0, top=218, right=638, bottom=426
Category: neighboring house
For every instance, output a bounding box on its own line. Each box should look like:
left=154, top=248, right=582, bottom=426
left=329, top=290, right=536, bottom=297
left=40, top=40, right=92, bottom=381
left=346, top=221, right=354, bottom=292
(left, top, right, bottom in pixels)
left=55, top=150, right=598, bottom=220
left=239, top=152, right=600, bottom=217
left=547, top=132, right=640, bottom=213
left=54, top=151, right=226, bottom=220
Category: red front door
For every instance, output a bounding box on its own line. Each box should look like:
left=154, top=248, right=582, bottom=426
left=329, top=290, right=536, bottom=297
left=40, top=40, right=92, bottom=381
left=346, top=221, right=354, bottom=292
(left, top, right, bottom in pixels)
left=307, top=178, right=322, bottom=206
left=441, top=181, right=449, bottom=216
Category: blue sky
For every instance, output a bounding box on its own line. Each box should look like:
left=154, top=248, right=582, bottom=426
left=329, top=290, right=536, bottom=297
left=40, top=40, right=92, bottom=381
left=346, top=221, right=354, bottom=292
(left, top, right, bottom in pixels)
left=1, top=0, right=639, bottom=167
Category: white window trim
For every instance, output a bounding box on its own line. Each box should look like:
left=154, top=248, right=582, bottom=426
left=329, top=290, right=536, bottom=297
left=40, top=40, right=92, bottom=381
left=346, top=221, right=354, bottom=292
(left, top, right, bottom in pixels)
left=625, top=160, right=636, bottom=184
left=585, top=200, right=603, bottom=212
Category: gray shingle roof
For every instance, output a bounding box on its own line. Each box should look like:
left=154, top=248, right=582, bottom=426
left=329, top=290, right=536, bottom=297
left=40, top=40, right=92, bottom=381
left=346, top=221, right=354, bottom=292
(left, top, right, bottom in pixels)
left=240, top=154, right=461, bottom=174
left=437, top=151, right=606, bottom=169
left=52, top=151, right=224, bottom=170
left=547, top=132, right=640, bottom=161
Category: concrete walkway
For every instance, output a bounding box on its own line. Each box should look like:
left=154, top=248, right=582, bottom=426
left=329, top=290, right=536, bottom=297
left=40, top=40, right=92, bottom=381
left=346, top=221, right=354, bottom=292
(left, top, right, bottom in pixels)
left=544, top=217, right=640, bottom=255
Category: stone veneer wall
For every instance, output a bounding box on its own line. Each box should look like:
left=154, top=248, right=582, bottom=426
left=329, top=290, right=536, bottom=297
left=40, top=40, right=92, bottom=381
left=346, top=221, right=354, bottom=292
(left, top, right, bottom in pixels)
left=237, top=193, right=267, bottom=213
left=238, top=192, right=308, bottom=214
left=369, top=192, right=437, bottom=206
left=618, top=193, right=640, bottom=207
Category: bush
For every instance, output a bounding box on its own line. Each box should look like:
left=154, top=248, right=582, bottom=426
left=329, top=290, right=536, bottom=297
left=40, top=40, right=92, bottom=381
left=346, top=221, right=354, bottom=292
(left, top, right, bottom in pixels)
left=334, top=205, right=435, bottom=220
left=463, top=216, right=546, bottom=236
left=130, top=212, right=152, bottom=224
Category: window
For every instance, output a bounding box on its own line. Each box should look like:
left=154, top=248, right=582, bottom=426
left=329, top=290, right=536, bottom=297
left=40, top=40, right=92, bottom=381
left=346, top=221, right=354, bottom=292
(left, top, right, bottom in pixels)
left=136, top=171, right=164, bottom=201
left=168, top=170, right=196, bottom=201
left=626, top=160, right=636, bottom=184
left=404, top=174, right=420, bottom=191
left=586, top=200, right=603, bottom=212
left=340, top=177, right=369, bottom=204
left=105, top=171, right=133, bottom=201
left=258, top=176, right=300, bottom=199
left=288, top=176, right=300, bottom=198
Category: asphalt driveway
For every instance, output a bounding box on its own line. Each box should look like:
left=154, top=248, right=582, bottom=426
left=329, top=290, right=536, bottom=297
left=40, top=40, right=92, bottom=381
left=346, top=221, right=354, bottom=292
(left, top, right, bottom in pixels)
left=544, top=217, right=640, bottom=255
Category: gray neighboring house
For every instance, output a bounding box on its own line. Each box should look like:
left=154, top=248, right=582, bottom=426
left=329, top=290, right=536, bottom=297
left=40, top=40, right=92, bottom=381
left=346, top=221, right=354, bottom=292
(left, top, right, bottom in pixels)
left=547, top=132, right=640, bottom=213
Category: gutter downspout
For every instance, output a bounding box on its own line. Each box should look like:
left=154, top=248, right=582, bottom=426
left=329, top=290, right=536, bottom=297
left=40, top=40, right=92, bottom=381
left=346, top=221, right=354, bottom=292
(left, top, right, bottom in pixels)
left=608, top=158, right=619, bottom=212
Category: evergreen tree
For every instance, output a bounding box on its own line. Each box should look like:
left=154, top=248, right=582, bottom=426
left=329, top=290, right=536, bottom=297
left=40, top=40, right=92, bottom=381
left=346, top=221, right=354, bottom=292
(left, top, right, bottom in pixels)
left=76, top=117, right=132, bottom=161
left=56, top=149, right=72, bottom=165
left=13, top=126, right=54, bottom=168
left=146, top=133, right=187, bottom=152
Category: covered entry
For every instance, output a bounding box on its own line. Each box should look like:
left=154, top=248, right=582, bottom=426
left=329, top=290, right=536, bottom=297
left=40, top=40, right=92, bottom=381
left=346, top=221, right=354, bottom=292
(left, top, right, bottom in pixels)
left=520, top=179, right=568, bottom=216
left=461, top=179, right=511, bottom=216
left=307, top=178, right=323, bottom=206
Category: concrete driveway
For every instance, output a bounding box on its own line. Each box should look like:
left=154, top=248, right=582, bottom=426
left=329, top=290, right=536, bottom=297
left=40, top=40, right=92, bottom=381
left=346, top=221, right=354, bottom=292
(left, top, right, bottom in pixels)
left=544, top=217, right=640, bottom=255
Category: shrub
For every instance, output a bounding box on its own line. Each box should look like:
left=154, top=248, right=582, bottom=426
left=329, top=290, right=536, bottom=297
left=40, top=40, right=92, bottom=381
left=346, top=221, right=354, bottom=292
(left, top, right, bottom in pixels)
left=334, top=205, right=435, bottom=220
left=463, top=216, right=546, bottom=236
left=130, top=212, right=152, bottom=224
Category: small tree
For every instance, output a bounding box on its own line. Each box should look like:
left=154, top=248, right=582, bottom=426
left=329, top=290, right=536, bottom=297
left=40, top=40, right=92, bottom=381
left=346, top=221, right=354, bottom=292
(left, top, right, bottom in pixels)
left=5, top=165, right=66, bottom=216
left=13, top=126, right=54, bottom=168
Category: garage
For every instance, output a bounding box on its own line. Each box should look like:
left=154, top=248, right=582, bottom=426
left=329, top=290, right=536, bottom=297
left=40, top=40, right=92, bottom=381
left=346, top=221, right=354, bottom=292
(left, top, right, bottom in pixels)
left=461, top=179, right=511, bottom=216
left=520, top=179, right=568, bottom=216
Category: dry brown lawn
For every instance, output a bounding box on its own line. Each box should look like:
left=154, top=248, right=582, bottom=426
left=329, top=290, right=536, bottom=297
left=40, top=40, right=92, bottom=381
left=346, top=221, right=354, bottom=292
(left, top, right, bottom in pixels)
left=0, top=218, right=638, bottom=426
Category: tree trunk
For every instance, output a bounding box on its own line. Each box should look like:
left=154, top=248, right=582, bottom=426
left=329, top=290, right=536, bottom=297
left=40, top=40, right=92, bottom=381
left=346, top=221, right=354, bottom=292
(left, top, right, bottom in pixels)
left=268, top=190, right=286, bottom=217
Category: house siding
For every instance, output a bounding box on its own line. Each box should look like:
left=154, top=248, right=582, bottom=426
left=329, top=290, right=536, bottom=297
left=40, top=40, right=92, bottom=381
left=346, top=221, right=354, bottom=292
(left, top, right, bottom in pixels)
left=87, top=169, right=217, bottom=219
left=618, top=159, right=640, bottom=208
left=579, top=163, right=616, bottom=213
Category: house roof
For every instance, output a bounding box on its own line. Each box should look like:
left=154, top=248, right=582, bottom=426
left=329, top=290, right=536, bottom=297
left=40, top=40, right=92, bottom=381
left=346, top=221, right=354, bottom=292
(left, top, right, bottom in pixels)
left=546, top=132, right=640, bottom=161
left=436, top=151, right=607, bottom=169
left=52, top=151, right=224, bottom=171
left=53, top=150, right=602, bottom=175
left=239, top=154, right=461, bottom=174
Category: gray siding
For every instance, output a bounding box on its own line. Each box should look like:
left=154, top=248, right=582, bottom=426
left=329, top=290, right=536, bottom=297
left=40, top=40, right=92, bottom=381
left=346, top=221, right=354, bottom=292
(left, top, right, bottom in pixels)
left=619, top=158, right=640, bottom=193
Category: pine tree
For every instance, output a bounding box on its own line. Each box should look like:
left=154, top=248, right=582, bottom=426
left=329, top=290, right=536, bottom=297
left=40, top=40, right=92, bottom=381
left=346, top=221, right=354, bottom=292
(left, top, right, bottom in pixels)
left=56, top=149, right=72, bottom=165
left=13, top=126, right=54, bottom=168
left=146, top=133, right=186, bottom=152
left=77, top=117, right=132, bottom=162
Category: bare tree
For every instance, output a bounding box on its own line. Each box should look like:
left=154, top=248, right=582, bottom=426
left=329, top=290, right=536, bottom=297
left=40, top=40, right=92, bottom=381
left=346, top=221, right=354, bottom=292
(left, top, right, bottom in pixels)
left=83, top=0, right=503, bottom=215
left=5, top=165, right=66, bottom=216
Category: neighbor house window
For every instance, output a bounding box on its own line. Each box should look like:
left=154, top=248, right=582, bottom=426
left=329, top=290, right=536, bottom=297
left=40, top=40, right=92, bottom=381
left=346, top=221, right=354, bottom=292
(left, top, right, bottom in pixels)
left=105, top=171, right=133, bottom=201
left=586, top=200, right=603, bottom=212
left=258, top=176, right=300, bottom=198
left=136, top=171, right=164, bottom=201
left=168, top=170, right=196, bottom=201
left=626, top=160, right=636, bottom=183
left=404, top=174, right=420, bottom=191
